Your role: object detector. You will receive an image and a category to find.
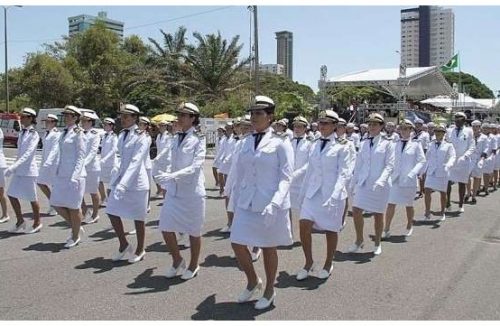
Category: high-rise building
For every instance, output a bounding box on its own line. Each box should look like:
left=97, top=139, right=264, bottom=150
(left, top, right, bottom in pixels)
left=68, top=11, right=124, bottom=38
left=275, top=31, right=293, bottom=80
left=400, top=6, right=454, bottom=67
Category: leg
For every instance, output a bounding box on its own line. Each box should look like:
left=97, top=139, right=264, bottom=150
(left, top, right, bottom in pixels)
left=324, top=231, right=338, bottom=271
left=81, top=197, right=87, bottom=217
left=227, top=211, right=234, bottom=228
left=472, top=177, right=481, bottom=200
left=212, top=167, right=219, bottom=186
left=30, top=201, right=41, bottom=227
left=261, top=247, right=278, bottom=299
left=8, top=196, right=23, bottom=225
left=98, top=182, right=106, bottom=202
left=351, top=206, right=364, bottom=245
left=37, top=184, right=51, bottom=200
left=424, top=187, right=432, bottom=216
left=384, top=203, right=396, bottom=233
left=458, top=182, right=466, bottom=207
left=108, top=214, right=129, bottom=251
left=373, top=213, right=384, bottom=247
left=133, top=220, right=145, bottom=254
left=54, top=206, right=71, bottom=223
left=231, top=243, right=258, bottom=290
left=90, top=193, right=100, bottom=218
left=483, top=173, right=491, bottom=194
left=187, top=235, right=201, bottom=271
left=405, top=206, right=414, bottom=230
left=68, top=208, right=83, bottom=241
left=439, top=191, right=447, bottom=215
left=0, top=188, right=8, bottom=218
left=162, top=231, right=182, bottom=267
left=446, top=181, right=452, bottom=208
left=299, top=219, right=314, bottom=270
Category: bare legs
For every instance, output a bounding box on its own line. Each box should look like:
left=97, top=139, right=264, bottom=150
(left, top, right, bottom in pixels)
left=384, top=203, right=414, bottom=233
left=8, top=196, right=40, bottom=228
left=299, top=219, right=337, bottom=272
left=108, top=214, right=145, bottom=254
left=162, top=231, right=201, bottom=272
left=0, top=188, right=8, bottom=218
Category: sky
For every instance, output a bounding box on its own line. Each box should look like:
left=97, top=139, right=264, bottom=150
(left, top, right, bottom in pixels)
left=2, top=5, right=500, bottom=96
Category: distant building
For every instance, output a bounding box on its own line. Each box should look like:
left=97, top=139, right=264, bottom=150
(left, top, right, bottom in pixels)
left=243, top=63, right=285, bottom=76
left=400, top=6, right=454, bottom=67
left=275, top=31, right=293, bottom=80
left=68, top=11, right=124, bottom=38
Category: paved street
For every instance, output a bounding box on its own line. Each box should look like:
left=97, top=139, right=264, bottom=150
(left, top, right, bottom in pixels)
left=1, top=147, right=500, bottom=320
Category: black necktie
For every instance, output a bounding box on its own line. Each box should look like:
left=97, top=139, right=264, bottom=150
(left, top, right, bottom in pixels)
left=178, top=132, right=187, bottom=145
left=234, top=136, right=240, bottom=141
left=45, top=130, right=50, bottom=137
left=320, top=138, right=330, bottom=152
left=22, top=129, right=27, bottom=137
left=84, top=130, right=88, bottom=134
left=294, top=137, right=303, bottom=146
left=456, top=128, right=461, bottom=137
left=122, top=129, right=130, bottom=142
left=435, top=142, right=441, bottom=149
left=474, top=136, right=478, bottom=145
left=62, top=128, right=69, bottom=138
left=401, top=140, right=408, bottom=152
left=368, top=137, right=374, bottom=148
left=104, top=133, right=109, bottom=139
left=253, top=132, right=265, bottom=150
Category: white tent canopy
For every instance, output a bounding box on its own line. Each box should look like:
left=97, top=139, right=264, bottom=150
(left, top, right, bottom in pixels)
left=326, top=66, right=455, bottom=100
left=421, top=93, right=489, bottom=110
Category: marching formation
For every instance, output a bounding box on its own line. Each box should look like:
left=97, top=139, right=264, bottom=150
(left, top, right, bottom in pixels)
left=1, top=97, right=499, bottom=311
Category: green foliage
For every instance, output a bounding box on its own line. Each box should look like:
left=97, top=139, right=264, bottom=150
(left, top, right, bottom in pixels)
left=443, top=72, right=494, bottom=98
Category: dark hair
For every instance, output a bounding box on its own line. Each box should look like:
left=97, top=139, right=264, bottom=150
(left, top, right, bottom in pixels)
left=191, top=114, right=200, bottom=126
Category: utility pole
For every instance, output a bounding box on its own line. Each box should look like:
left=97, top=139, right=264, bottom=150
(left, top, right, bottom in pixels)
left=253, top=5, right=259, bottom=94
left=3, top=5, right=22, bottom=113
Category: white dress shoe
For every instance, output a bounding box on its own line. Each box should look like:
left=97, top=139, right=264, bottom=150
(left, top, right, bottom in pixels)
left=180, top=265, right=200, bottom=280
left=229, top=252, right=236, bottom=259
left=446, top=206, right=453, bottom=213
left=439, top=214, right=446, bottom=222
left=67, top=226, right=85, bottom=242
left=373, top=245, right=382, bottom=256
left=405, top=227, right=413, bottom=237
left=25, top=224, right=43, bottom=234
left=0, top=216, right=11, bottom=224
left=127, top=229, right=137, bottom=235
left=382, top=230, right=391, bottom=239
left=112, top=244, right=133, bottom=261
left=296, top=266, right=313, bottom=281
left=317, top=265, right=334, bottom=279
left=422, top=214, right=431, bottom=221
left=254, top=293, right=275, bottom=310
left=459, top=206, right=465, bottom=213
left=220, top=225, right=231, bottom=233
left=65, top=237, right=81, bottom=248
left=83, top=215, right=100, bottom=224
left=251, top=248, right=262, bottom=262
left=237, top=278, right=263, bottom=303
left=8, top=221, right=26, bottom=234
left=100, top=200, right=107, bottom=207
left=47, top=207, right=57, bottom=216
left=128, top=251, right=146, bottom=264
left=165, top=259, right=186, bottom=278
left=347, top=242, right=364, bottom=253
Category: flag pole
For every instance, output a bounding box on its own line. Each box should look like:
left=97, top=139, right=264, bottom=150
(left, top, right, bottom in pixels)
left=458, top=50, right=462, bottom=108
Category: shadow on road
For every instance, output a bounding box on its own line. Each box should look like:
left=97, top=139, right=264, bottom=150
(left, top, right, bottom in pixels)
left=275, top=271, right=327, bottom=290
left=125, top=267, right=184, bottom=295
left=145, top=220, right=159, bottom=227
left=200, top=254, right=239, bottom=268
left=49, top=221, right=70, bottom=229
left=333, top=250, right=374, bottom=264
left=75, top=257, right=129, bottom=273
left=145, top=241, right=167, bottom=253
left=380, top=235, right=408, bottom=243
left=0, top=230, right=24, bottom=240
left=203, top=228, right=230, bottom=241
left=191, top=294, right=272, bottom=320
left=205, top=195, right=225, bottom=200
left=277, top=240, right=301, bottom=250
left=23, top=242, right=66, bottom=253
left=88, top=228, right=116, bottom=242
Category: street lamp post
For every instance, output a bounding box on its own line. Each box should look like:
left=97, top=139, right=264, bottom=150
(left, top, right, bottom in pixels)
left=3, top=5, right=22, bottom=113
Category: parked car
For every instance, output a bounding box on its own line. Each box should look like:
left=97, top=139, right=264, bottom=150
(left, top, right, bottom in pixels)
left=0, top=112, right=22, bottom=147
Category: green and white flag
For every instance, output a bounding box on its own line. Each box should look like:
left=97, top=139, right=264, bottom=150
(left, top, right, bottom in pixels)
left=441, top=53, right=459, bottom=72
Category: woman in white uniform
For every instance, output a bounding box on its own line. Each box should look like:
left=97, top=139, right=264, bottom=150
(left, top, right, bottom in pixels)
left=212, top=127, right=226, bottom=187
left=37, top=114, right=60, bottom=217
left=348, top=113, right=395, bottom=256
left=98, top=118, right=118, bottom=206
left=138, top=116, right=153, bottom=213
left=468, top=120, right=489, bottom=204
left=0, top=128, right=9, bottom=224
left=5, top=108, right=41, bottom=234
left=81, top=111, right=102, bottom=224
left=383, top=120, right=426, bottom=238
left=229, top=95, right=293, bottom=310
left=156, top=102, right=206, bottom=281
left=106, top=104, right=150, bottom=263
left=495, top=125, right=500, bottom=188
left=50, top=105, right=87, bottom=248
left=296, top=110, right=350, bottom=281
left=152, top=121, right=171, bottom=198
left=423, top=123, right=456, bottom=221
left=482, top=123, right=497, bottom=194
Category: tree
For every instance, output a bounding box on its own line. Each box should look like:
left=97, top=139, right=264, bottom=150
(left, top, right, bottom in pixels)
left=443, top=71, right=494, bottom=98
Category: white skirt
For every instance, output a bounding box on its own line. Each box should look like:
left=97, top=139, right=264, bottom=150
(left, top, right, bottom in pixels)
left=352, top=183, right=390, bottom=214
left=289, top=188, right=302, bottom=210
left=230, top=206, right=293, bottom=248
left=84, top=171, right=100, bottom=194
left=449, top=159, right=471, bottom=183
left=37, top=166, right=55, bottom=186
left=7, top=175, right=38, bottom=201
left=106, top=190, right=148, bottom=221
left=159, top=194, right=205, bottom=237
left=50, top=176, right=85, bottom=209
left=470, top=160, right=484, bottom=178
left=496, top=154, right=500, bottom=169
left=300, top=192, right=345, bottom=232
left=100, top=166, right=114, bottom=184
left=425, top=175, right=448, bottom=192
left=483, top=156, right=495, bottom=174
left=388, top=184, right=417, bottom=206
left=0, top=168, right=5, bottom=187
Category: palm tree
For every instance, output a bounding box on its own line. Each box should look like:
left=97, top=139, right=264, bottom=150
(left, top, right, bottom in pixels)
left=183, top=31, right=250, bottom=101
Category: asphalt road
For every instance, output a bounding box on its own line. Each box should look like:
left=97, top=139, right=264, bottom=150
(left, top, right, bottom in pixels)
left=1, top=147, right=499, bottom=320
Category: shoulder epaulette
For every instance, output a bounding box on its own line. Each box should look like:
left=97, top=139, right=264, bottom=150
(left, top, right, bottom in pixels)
left=382, top=135, right=392, bottom=141
left=74, top=127, right=82, bottom=133
left=272, top=131, right=287, bottom=139
left=194, top=130, right=205, bottom=139
left=337, top=138, right=349, bottom=145
left=135, top=129, right=145, bottom=135
left=306, top=135, right=315, bottom=142
left=29, top=129, right=36, bottom=133
left=90, top=129, right=98, bottom=134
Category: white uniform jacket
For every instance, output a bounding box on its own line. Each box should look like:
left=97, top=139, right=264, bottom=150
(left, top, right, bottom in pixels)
left=425, top=140, right=456, bottom=177
left=156, top=131, right=171, bottom=154
left=0, top=129, right=7, bottom=169
left=414, top=130, right=430, bottom=151
left=100, top=131, right=118, bottom=168
left=110, top=125, right=150, bottom=191
left=219, top=135, right=237, bottom=174
left=162, top=127, right=206, bottom=197
left=300, top=134, right=351, bottom=204
left=351, top=134, right=395, bottom=189
left=223, top=134, right=248, bottom=198
left=346, top=132, right=361, bottom=150
left=56, top=124, right=87, bottom=180
left=213, top=135, right=227, bottom=168
left=471, top=133, right=489, bottom=167
left=446, top=126, right=475, bottom=166
left=235, top=128, right=294, bottom=212
left=290, top=135, right=313, bottom=192
left=83, top=128, right=101, bottom=172
left=10, top=125, right=40, bottom=177
left=153, top=133, right=172, bottom=175
left=41, top=128, right=61, bottom=168
left=391, top=139, right=426, bottom=187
